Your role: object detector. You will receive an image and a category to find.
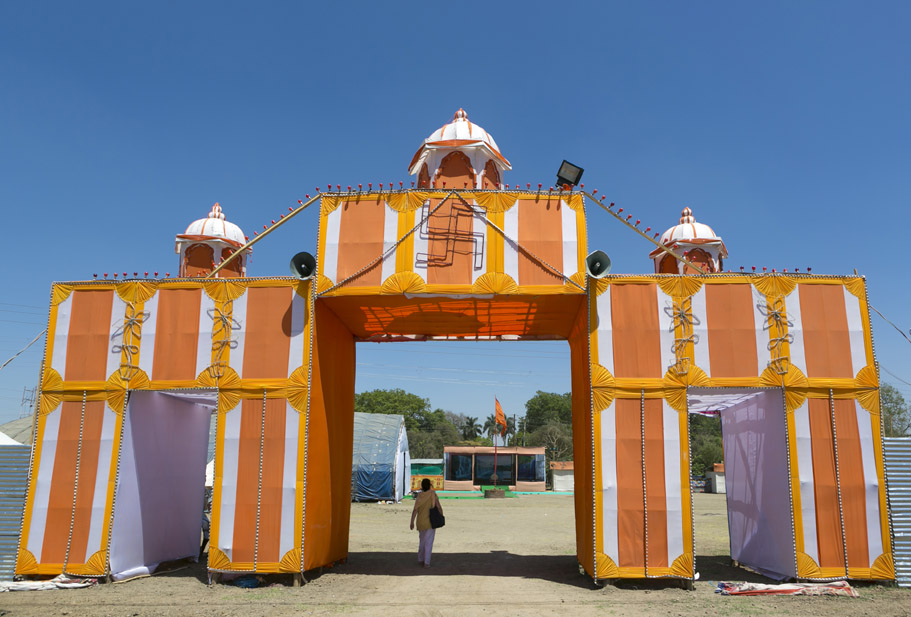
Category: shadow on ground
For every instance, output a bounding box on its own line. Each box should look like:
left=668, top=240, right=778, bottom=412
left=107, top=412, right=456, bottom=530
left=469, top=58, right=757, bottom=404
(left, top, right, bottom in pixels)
left=338, top=551, right=595, bottom=588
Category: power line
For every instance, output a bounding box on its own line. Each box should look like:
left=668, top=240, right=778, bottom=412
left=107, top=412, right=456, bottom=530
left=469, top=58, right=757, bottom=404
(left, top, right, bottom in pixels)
left=0, top=329, right=47, bottom=373
left=870, top=304, right=911, bottom=346
left=0, top=302, right=46, bottom=310
left=881, top=366, right=911, bottom=388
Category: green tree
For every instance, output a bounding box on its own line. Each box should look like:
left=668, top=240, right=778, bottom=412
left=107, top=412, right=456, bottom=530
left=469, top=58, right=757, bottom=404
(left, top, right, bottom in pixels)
left=689, top=414, right=723, bottom=476
left=354, top=388, right=432, bottom=431
left=462, top=416, right=481, bottom=440
left=524, top=391, right=572, bottom=433
left=882, top=383, right=911, bottom=437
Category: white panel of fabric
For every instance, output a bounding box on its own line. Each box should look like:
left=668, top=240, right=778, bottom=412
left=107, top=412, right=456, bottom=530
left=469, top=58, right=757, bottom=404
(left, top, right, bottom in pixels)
left=560, top=201, right=577, bottom=278
left=471, top=203, right=487, bottom=283
left=321, top=206, right=342, bottom=284
left=657, top=288, right=676, bottom=375
left=662, top=402, right=684, bottom=563
left=279, top=404, right=299, bottom=558
left=785, top=291, right=806, bottom=375
left=25, top=409, right=62, bottom=560
left=751, top=287, right=773, bottom=373
left=713, top=388, right=796, bottom=580
left=82, top=407, right=117, bottom=563
left=195, top=293, right=216, bottom=377
left=793, top=400, right=819, bottom=565
left=503, top=205, right=519, bottom=284
left=50, top=294, right=72, bottom=378
left=842, top=288, right=867, bottom=377
left=287, top=292, right=307, bottom=377
left=105, top=295, right=128, bottom=379
left=595, top=286, right=614, bottom=374
left=854, top=401, right=884, bottom=564
left=600, top=401, right=619, bottom=564
left=689, top=287, right=711, bottom=377
left=381, top=204, right=399, bottom=283
left=413, top=203, right=429, bottom=281
left=217, top=403, right=242, bottom=561
left=136, top=292, right=158, bottom=378
left=228, top=290, right=248, bottom=379
left=109, top=391, right=213, bottom=581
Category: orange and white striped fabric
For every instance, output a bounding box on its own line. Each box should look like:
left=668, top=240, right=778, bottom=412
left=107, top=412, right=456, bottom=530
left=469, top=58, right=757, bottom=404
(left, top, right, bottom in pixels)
left=317, top=192, right=586, bottom=295
left=16, top=268, right=892, bottom=584
left=587, top=275, right=890, bottom=581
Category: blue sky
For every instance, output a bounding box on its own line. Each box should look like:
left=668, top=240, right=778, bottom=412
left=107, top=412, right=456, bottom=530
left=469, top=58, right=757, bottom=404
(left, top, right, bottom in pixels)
left=1, top=2, right=909, bottom=425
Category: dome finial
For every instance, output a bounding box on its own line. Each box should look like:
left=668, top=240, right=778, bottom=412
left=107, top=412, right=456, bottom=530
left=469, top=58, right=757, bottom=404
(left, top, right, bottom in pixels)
left=452, top=108, right=468, bottom=121
left=679, top=207, right=694, bottom=224
left=208, top=202, right=225, bottom=220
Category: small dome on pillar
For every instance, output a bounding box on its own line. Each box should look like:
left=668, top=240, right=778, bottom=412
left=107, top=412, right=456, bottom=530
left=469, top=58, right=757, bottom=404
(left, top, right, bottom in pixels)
left=175, top=203, right=251, bottom=278
left=650, top=207, right=727, bottom=274
left=408, top=108, right=512, bottom=189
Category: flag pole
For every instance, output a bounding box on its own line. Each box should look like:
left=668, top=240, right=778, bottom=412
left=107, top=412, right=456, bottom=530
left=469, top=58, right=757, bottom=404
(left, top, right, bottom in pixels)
left=494, top=398, right=498, bottom=487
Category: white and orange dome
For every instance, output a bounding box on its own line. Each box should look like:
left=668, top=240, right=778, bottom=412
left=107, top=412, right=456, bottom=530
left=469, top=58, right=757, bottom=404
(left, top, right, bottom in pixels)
left=176, top=203, right=250, bottom=278
left=180, top=203, right=247, bottom=247
left=650, top=207, right=727, bottom=274
left=408, top=109, right=511, bottom=189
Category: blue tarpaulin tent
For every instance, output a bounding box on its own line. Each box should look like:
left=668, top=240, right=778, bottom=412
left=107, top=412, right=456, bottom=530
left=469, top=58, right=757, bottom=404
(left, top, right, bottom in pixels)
left=351, top=413, right=410, bottom=502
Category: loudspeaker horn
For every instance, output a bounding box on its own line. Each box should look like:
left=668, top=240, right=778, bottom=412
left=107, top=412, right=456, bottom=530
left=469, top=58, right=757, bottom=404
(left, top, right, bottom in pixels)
left=585, top=250, right=612, bottom=278
left=289, top=252, right=317, bottom=280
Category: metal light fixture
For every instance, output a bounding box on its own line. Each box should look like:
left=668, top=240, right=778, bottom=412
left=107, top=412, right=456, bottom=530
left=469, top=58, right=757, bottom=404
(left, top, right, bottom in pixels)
left=289, top=252, right=317, bottom=279
left=556, top=160, right=584, bottom=188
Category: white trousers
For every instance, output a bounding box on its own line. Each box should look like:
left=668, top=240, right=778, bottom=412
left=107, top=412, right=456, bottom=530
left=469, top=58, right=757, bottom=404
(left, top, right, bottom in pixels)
left=418, top=528, right=436, bottom=565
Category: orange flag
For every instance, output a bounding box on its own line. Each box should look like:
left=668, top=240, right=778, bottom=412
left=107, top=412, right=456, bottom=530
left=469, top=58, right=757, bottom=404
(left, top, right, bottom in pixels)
left=495, top=398, right=507, bottom=437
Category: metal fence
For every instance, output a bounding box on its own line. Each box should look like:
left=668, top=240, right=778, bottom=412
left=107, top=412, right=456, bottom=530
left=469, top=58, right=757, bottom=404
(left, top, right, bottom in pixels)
left=0, top=444, right=30, bottom=581
left=885, top=437, right=911, bottom=587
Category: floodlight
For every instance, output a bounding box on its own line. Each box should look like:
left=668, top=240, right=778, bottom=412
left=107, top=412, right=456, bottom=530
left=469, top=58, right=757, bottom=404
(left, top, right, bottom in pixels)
left=556, top=160, right=584, bottom=188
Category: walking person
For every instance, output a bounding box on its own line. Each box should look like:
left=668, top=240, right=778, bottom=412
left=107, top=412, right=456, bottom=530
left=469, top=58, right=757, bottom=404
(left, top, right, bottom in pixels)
left=410, top=478, right=443, bottom=567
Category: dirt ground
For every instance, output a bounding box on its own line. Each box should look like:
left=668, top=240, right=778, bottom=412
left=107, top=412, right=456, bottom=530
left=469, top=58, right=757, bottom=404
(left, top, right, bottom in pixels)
left=3, top=493, right=909, bottom=616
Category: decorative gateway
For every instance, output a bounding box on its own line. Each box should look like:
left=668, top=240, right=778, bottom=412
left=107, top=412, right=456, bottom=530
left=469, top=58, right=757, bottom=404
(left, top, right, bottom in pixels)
left=16, top=110, right=893, bottom=584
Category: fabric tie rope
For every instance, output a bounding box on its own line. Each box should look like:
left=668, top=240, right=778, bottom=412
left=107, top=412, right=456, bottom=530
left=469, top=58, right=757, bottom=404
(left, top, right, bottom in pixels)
left=758, top=298, right=793, bottom=375
left=209, top=304, right=240, bottom=379
left=666, top=298, right=699, bottom=376
left=111, top=303, right=148, bottom=380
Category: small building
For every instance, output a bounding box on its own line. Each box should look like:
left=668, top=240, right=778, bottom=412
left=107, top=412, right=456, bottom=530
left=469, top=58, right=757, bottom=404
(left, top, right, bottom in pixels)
left=351, top=413, right=410, bottom=502
left=550, top=461, right=574, bottom=492
left=410, top=458, right=444, bottom=492
left=443, top=446, right=546, bottom=491
left=706, top=462, right=726, bottom=494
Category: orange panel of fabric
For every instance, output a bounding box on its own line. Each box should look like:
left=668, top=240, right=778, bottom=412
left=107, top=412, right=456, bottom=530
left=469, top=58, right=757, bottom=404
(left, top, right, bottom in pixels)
left=67, top=401, right=105, bottom=564
left=426, top=196, right=476, bottom=286
left=833, top=399, right=870, bottom=568
left=151, top=289, right=202, bottom=381
left=336, top=196, right=386, bottom=287
left=568, top=301, right=593, bottom=572
left=798, top=284, right=854, bottom=378
left=232, top=400, right=266, bottom=564
left=616, top=398, right=645, bottom=568
left=41, top=402, right=82, bottom=563
left=256, top=398, right=288, bottom=564
left=808, top=399, right=846, bottom=569
left=705, top=284, right=759, bottom=377
left=321, top=295, right=584, bottom=340
left=610, top=285, right=662, bottom=378
left=242, top=287, right=293, bottom=379
left=304, top=302, right=356, bottom=570
left=517, top=197, right=565, bottom=286
left=644, top=399, right=668, bottom=568
left=64, top=290, right=115, bottom=381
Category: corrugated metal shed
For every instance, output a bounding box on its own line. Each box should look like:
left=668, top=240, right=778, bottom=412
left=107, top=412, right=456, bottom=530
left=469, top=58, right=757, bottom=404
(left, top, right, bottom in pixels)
left=0, top=441, right=30, bottom=581
left=885, top=437, right=911, bottom=587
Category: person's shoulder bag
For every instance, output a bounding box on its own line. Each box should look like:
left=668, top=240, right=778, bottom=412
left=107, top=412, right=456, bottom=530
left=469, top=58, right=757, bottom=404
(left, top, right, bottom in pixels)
left=429, top=494, right=445, bottom=529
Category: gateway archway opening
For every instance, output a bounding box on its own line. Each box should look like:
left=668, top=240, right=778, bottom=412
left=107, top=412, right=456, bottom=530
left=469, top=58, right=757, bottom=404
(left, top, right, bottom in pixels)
left=687, top=388, right=793, bottom=581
